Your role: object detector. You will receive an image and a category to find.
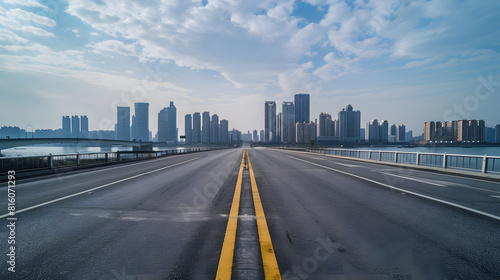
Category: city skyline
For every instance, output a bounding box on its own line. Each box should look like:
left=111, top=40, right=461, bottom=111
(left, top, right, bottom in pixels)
left=1, top=1, right=500, bottom=135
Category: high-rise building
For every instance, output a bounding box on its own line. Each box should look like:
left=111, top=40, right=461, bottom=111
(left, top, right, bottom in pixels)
left=276, top=112, right=282, bottom=143
left=253, top=130, right=259, bottom=142
left=210, top=114, right=219, bottom=144
left=62, top=116, right=71, bottom=138
left=193, top=112, right=201, bottom=144
left=158, top=108, right=168, bottom=143
left=116, top=107, right=130, bottom=141
left=495, top=124, right=500, bottom=143
left=264, top=101, right=276, bottom=143
left=166, top=101, right=177, bottom=144
left=296, top=122, right=316, bottom=144
left=259, top=130, right=264, bottom=143
left=220, top=119, right=229, bottom=144
left=366, top=119, right=380, bottom=142
left=282, top=101, right=295, bottom=143
left=71, top=115, right=80, bottom=138
left=202, top=111, right=210, bottom=144
left=80, top=115, right=88, bottom=138
left=296, top=122, right=304, bottom=143
left=134, top=103, right=149, bottom=142
left=379, top=120, right=389, bottom=142
left=338, top=104, right=361, bottom=142
left=396, top=124, right=406, bottom=142
left=366, top=119, right=389, bottom=143
left=319, top=113, right=336, bottom=137
left=185, top=114, right=192, bottom=144
left=229, top=129, right=241, bottom=144
left=294, top=93, right=310, bottom=124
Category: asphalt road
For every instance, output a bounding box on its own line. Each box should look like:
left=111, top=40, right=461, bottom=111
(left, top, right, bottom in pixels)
left=1, top=146, right=500, bottom=279
left=250, top=148, right=500, bottom=280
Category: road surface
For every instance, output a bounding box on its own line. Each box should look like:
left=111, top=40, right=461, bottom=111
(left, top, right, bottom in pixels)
left=1, top=147, right=499, bottom=279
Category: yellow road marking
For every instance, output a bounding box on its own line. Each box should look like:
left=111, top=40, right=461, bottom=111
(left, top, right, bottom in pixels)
left=248, top=152, right=282, bottom=280
left=216, top=150, right=281, bottom=279
left=215, top=150, right=246, bottom=279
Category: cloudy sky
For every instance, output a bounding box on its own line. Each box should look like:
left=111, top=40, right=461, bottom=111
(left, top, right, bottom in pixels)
left=1, top=0, right=499, bottom=136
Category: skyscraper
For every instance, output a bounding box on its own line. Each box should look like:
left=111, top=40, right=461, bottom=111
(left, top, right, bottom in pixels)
left=193, top=112, right=201, bottom=144
left=202, top=111, right=210, bottom=144
left=62, top=116, right=71, bottom=138
left=166, top=101, right=177, bottom=143
left=116, top=107, right=130, bottom=141
left=253, top=130, right=258, bottom=142
left=210, top=114, right=219, bottom=144
left=338, top=104, right=361, bottom=142
left=220, top=119, right=229, bottom=144
left=282, top=101, right=295, bottom=143
left=264, top=101, right=276, bottom=143
left=276, top=112, right=282, bottom=143
left=185, top=114, right=192, bottom=144
left=80, top=115, right=88, bottom=138
left=396, top=124, right=406, bottom=142
left=294, top=93, right=310, bottom=123
left=134, top=102, right=149, bottom=142
left=366, top=119, right=380, bottom=142
left=366, top=119, right=388, bottom=143
left=71, top=115, right=80, bottom=138
left=379, top=120, right=389, bottom=142
left=158, top=108, right=168, bottom=143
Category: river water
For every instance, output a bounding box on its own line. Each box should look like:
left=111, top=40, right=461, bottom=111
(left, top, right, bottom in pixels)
left=0, top=145, right=184, bottom=158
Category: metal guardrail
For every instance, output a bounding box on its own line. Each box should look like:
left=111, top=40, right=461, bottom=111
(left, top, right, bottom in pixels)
left=306, top=148, right=500, bottom=174
left=0, top=147, right=222, bottom=175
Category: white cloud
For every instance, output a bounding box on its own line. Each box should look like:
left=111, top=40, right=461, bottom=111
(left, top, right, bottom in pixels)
left=3, top=0, right=48, bottom=9
left=0, top=28, right=28, bottom=43
left=65, top=0, right=325, bottom=92
left=87, top=40, right=137, bottom=57
left=0, top=7, right=56, bottom=38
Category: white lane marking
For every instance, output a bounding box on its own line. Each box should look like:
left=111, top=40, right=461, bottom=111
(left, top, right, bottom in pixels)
left=448, top=184, right=500, bottom=195
left=491, top=195, right=500, bottom=199
left=0, top=157, right=200, bottom=219
left=310, top=157, right=327, bottom=160
left=288, top=155, right=500, bottom=222
left=381, top=172, right=446, bottom=187
left=270, top=147, right=500, bottom=185
left=332, top=162, right=362, bottom=168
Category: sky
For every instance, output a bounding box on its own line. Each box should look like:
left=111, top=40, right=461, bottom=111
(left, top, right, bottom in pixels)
left=1, top=0, right=500, bottom=137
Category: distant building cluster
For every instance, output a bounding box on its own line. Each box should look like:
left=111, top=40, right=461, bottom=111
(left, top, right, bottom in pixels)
left=1, top=101, right=239, bottom=146
left=424, top=120, right=487, bottom=143
left=261, top=94, right=416, bottom=145
left=184, top=111, right=231, bottom=145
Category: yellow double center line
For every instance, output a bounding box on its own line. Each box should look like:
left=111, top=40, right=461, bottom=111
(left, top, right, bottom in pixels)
left=216, top=150, right=281, bottom=280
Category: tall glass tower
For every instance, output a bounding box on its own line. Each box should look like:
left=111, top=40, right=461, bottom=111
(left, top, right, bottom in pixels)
left=134, top=102, right=149, bottom=142
left=294, top=93, right=310, bottom=124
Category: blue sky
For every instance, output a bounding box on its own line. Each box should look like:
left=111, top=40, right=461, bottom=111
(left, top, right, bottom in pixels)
left=1, top=0, right=500, bottom=136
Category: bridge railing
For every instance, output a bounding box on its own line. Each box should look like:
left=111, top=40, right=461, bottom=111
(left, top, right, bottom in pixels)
left=306, top=148, right=500, bottom=174
left=0, top=147, right=221, bottom=175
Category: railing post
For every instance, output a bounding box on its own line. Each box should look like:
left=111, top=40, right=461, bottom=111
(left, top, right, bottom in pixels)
left=378, top=151, right=381, bottom=161
left=357, top=150, right=360, bottom=158
left=482, top=155, right=488, bottom=173
left=443, top=153, right=447, bottom=169
left=105, top=153, right=108, bottom=162
left=77, top=153, right=80, bottom=166
left=49, top=156, right=53, bottom=169
left=369, top=150, right=372, bottom=160
left=416, top=152, right=420, bottom=166
left=394, top=151, right=398, bottom=163
left=117, top=152, right=121, bottom=161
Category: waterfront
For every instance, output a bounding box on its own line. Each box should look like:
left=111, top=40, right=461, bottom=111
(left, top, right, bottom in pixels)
left=0, top=145, right=184, bottom=158
left=335, top=146, right=500, bottom=157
